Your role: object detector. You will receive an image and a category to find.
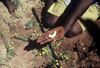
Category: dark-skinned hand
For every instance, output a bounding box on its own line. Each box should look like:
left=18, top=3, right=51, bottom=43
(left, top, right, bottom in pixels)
left=33, top=26, right=66, bottom=45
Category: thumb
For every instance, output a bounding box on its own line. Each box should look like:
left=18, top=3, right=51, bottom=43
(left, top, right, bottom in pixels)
left=49, top=30, right=56, bottom=35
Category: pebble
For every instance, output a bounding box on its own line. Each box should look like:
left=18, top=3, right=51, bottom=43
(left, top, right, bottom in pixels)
left=82, top=43, right=84, bottom=45
left=83, top=48, right=85, bottom=50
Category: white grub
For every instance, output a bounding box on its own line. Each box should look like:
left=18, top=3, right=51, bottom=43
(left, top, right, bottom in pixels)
left=49, top=31, right=56, bottom=38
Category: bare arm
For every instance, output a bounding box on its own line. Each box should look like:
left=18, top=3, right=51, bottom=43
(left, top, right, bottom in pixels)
left=63, top=0, right=95, bottom=33
left=35, top=0, right=95, bottom=45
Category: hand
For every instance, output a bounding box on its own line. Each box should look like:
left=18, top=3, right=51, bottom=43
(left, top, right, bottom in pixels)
left=35, top=26, right=66, bottom=45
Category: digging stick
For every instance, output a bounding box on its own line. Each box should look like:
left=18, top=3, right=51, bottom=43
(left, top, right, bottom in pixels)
left=32, top=7, right=61, bottom=68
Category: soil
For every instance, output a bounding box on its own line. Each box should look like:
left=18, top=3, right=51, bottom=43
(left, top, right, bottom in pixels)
left=0, top=0, right=100, bottom=68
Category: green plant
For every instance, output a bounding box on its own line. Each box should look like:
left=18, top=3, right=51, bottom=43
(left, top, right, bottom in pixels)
left=52, top=40, right=63, bottom=49
left=14, top=33, right=28, bottom=41
left=6, top=40, right=16, bottom=59
left=26, top=20, right=37, bottom=29
left=0, top=52, right=11, bottom=67
left=58, top=50, right=70, bottom=60
left=28, top=31, right=42, bottom=40
left=0, top=30, right=3, bottom=38
left=0, top=52, right=5, bottom=66
left=11, top=0, right=20, bottom=6
left=31, top=40, right=66, bottom=68
left=3, top=31, right=16, bottom=59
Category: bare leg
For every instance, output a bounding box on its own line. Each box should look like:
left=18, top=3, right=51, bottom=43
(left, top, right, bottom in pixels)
left=42, top=0, right=83, bottom=37
left=42, top=0, right=59, bottom=28
left=44, top=14, right=83, bottom=37
left=3, top=0, right=17, bottom=14
left=66, top=21, right=83, bottom=38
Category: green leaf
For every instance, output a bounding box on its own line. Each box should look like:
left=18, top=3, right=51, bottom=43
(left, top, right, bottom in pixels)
left=6, top=52, right=12, bottom=59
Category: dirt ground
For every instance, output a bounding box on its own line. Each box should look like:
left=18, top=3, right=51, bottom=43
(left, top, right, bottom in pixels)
left=0, top=0, right=100, bottom=68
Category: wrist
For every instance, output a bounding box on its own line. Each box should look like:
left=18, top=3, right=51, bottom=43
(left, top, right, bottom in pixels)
left=62, top=25, right=68, bottom=33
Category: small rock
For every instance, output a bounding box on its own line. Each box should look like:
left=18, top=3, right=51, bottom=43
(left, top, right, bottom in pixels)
left=82, top=43, right=84, bottom=45
left=83, top=48, right=85, bottom=50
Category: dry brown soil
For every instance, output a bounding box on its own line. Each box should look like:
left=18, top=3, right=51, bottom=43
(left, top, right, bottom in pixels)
left=0, top=0, right=100, bottom=68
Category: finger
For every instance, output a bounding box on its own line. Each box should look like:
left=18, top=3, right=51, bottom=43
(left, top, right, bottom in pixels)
left=37, top=31, right=56, bottom=41
left=37, top=36, right=49, bottom=43
left=49, top=30, right=56, bottom=35
left=42, top=31, right=49, bottom=35
left=42, top=30, right=55, bottom=37
left=37, top=31, right=54, bottom=40
left=43, top=30, right=55, bottom=36
left=36, top=32, right=49, bottom=40
left=34, top=33, right=44, bottom=39
left=37, top=34, right=48, bottom=40
left=40, top=38, right=54, bottom=45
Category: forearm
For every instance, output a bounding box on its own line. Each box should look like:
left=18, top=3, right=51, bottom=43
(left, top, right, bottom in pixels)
left=63, top=0, right=95, bottom=32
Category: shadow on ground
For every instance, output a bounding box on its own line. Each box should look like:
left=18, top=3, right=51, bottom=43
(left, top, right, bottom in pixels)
left=24, top=40, right=47, bottom=51
left=80, top=18, right=100, bottom=56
